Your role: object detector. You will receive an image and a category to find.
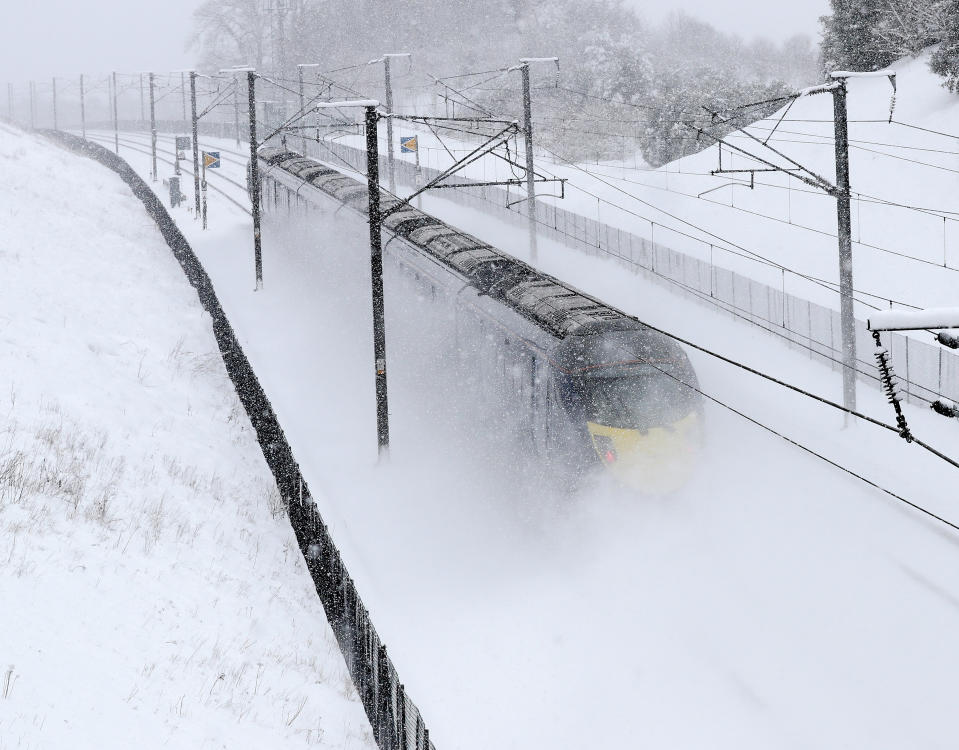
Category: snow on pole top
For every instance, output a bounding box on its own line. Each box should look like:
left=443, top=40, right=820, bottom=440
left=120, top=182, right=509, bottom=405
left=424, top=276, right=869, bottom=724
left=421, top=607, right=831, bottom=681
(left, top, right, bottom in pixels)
left=830, top=70, right=897, bottom=79
left=368, top=53, right=411, bottom=64
left=867, top=307, right=959, bottom=332
left=798, top=82, right=840, bottom=97
left=519, top=57, right=560, bottom=63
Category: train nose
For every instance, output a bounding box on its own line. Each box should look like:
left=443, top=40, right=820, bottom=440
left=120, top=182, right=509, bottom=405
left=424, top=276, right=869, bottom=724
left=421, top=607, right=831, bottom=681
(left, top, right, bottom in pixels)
left=587, top=413, right=701, bottom=494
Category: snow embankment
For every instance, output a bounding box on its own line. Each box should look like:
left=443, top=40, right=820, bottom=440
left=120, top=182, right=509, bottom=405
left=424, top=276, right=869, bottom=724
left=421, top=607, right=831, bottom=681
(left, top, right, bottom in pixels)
left=0, top=123, right=375, bottom=750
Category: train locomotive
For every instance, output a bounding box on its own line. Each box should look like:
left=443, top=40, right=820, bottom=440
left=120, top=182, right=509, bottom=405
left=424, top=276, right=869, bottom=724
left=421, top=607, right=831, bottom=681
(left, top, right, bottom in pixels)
left=255, top=145, right=703, bottom=493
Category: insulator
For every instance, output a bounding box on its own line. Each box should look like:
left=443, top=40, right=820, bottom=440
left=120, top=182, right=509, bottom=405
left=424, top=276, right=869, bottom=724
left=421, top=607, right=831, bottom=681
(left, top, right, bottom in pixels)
left=937, top=331, right=959, bottom=350
left=932, top=400, right=959, bottom=419
left=872, top=329, right=915, bottom=442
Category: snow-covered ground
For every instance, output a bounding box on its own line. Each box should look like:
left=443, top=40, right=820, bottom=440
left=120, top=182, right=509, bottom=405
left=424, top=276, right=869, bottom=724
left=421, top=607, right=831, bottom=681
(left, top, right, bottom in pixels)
left=76, top=90, right=959, bottom=750
left=0, top=123, right=376, bottom=750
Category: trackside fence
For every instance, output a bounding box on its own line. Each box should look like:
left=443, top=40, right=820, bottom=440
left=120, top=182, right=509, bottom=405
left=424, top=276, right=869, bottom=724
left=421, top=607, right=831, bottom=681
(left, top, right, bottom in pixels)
left=41, top=130, right=437, bottom=750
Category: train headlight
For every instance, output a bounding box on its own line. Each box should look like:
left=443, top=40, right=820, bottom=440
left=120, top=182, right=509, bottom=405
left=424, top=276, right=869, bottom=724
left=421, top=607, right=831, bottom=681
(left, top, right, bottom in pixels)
left=591, top=433, right=617, bottom=464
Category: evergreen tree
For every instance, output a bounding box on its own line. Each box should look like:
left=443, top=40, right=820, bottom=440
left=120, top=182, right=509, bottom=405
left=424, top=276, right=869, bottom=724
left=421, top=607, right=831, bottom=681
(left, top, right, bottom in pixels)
left=820, top=0, right=896, bottom=73
left=930, top=8, right=959, bottom=92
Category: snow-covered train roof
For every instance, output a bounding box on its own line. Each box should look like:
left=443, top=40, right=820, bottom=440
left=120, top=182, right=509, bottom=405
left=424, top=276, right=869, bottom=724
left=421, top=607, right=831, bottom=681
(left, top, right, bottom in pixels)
left=257, top=145, right=639, bottom=341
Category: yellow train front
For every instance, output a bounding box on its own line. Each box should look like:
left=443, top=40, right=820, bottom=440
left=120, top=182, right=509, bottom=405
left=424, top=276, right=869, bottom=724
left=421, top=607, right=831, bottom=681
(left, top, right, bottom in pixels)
left=551, top=322, right=703, bottom=493
left=551, top=319, right=703, bottom=494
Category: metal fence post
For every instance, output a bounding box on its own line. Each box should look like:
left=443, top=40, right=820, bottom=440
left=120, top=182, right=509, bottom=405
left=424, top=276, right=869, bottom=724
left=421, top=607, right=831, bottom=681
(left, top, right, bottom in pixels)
left=149, top=72, right=157, bottom=181
left=79, top=74, right=86, bottom=138
left=397, top=683, right=407, bottom=750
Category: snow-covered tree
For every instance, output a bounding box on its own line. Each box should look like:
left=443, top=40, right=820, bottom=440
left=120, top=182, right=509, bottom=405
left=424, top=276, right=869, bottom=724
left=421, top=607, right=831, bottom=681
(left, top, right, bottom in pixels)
left=930, top=8, right=959, bottom=91
left=875, top=0, right=951, bottom=57
left=188, top=0, right=816, bottom=167
left=820, top=0, right=895, bottom=73
left=819, top=1, right=959, bottom=92
left=190, top=0, right=267, bottom=71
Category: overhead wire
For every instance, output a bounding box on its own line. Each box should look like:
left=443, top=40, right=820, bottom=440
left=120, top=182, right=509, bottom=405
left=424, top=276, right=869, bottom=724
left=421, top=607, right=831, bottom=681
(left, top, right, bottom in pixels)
left=632, top=317, right=959, bottom=472
left=556, top=159, right=959, bottom=272
left=522, top=137, right=923, bottom=310
left=271, top=66, right=939, bottom=311
left=641, top=354, right=959, bottom=533
left=265, top=116, right=959, bottom=485
left=299, top=120, right=957, bottom=513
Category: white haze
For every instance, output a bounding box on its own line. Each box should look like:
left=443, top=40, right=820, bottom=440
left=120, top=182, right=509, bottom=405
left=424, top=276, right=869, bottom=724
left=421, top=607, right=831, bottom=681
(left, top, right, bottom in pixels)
left=0, top=0, right=828, bottom=80
left=628, top=0, right=830, bottom=42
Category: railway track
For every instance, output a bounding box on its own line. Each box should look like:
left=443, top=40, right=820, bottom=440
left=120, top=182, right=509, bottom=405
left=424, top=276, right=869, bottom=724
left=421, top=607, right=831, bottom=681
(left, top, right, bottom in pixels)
left=103, top=130, right=252, bottom=168
left=83, top=132, right=252, bottom=215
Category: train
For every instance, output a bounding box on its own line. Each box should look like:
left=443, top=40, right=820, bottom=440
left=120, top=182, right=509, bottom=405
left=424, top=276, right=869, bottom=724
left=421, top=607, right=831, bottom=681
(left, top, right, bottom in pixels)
left=254, top=144, right=704, bottom=493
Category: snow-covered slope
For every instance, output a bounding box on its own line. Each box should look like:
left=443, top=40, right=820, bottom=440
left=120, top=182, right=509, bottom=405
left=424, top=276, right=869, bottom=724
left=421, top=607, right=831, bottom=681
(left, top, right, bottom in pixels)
left=0, top=123, right=375, bottom=750
left=631, top=50, right=959, bottom=311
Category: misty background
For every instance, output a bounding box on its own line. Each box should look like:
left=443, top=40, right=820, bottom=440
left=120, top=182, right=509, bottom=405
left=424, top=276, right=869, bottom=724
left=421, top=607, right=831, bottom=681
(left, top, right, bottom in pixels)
left=2, top=1, right=825, bottom=168
left=7, top=2, right=959, bottom=167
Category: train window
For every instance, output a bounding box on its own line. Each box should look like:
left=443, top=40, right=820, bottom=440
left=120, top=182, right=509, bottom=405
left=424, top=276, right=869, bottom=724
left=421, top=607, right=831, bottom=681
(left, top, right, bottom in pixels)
left=577, top=372, right=698, bottom=430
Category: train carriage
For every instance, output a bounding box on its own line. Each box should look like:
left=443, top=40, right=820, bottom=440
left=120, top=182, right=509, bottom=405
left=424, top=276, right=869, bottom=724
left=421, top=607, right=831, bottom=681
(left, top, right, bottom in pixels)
left=256, top=145, right=703, bottom=492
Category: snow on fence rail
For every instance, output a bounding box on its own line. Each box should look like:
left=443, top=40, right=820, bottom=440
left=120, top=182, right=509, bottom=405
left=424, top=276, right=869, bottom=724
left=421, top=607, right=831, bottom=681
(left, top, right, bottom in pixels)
left=42, top=130, right=437, bottom=750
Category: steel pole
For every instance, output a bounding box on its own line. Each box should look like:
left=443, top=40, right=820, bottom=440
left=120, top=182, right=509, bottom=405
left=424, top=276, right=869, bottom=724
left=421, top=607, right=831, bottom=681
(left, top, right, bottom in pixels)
left=201, top=155, right=208, bottom=229
left=832, top=78, right=857, bottom=414
left=365, top=105, right=390, bottom=455
left=233, top=77, right=240, bottom=147
left=79, top=74, right=86, bottom=138
left=298, top=65, right=307, bottom=155
left=384, top=56, right=396, bottom=194
left=520, top=63, right=538, bottom=263
left=247, top=71, right=263, bottom=289
left=149, top=72, right=157, bottom=182
left=180, top=72, right=187, bottom=131
left=414, top=143, right=421, bottom=208
left=51, top=77, right=57, bottom=130
left=112, top=71, right=119, bottom=153
left=190, top=72, right=201, bottom=217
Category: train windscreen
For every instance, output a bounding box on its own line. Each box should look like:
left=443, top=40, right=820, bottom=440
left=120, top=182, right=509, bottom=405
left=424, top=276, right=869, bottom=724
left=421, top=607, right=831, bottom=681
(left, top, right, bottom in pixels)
left=580, top=371, right=699, bottom=430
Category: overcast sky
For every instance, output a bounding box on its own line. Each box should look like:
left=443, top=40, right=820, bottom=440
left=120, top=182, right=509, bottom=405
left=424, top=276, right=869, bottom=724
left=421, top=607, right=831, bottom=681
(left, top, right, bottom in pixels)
left=631, top=0, right=830, bottom=42
left=1, top=0, right=829, bottom=82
